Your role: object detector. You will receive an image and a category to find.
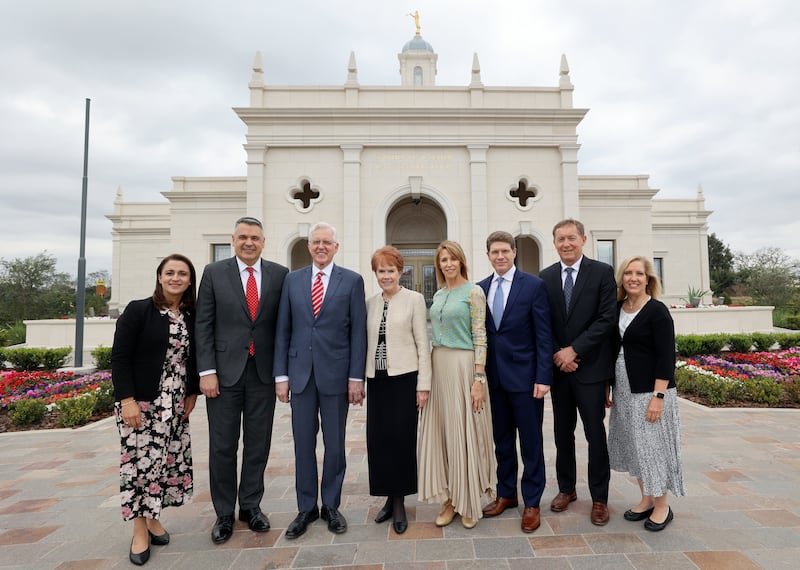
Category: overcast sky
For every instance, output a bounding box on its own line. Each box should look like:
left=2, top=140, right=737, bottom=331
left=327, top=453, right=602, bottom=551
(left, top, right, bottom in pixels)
left=2, top=0, right=798, bottom=276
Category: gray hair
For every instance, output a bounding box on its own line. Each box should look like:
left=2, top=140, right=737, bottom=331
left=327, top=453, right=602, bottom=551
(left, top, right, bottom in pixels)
left=233, top=216, right=263, bottom=234
left=308, top=222, right=338, bottom=243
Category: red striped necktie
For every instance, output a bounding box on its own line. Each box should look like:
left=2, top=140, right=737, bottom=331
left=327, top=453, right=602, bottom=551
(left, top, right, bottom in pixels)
left=312, top=271, right=324, bottom=317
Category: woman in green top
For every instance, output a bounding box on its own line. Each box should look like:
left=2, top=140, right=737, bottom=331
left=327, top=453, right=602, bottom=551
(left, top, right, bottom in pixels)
left=418, top=240, right=497, bottom=529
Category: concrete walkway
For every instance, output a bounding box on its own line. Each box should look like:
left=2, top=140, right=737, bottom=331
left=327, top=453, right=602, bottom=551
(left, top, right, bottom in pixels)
left=1, top=396, right=798, bottom=569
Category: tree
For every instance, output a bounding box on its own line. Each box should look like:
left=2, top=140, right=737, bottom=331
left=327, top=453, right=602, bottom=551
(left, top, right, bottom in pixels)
left=734, top=247, right=800, bottom=307
left=0, top=252, right=74, bottom=324
left=708, top=233, right=735, bottom=296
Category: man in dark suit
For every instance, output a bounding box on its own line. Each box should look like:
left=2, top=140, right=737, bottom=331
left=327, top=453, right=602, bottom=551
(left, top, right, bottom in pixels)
left=196, top=216, right=288, bottom=543
left=274, top=222, right=367, bottom=539
left=539, top=219, right=616, bottom=526
left=479, top=231, right=553, bottom=533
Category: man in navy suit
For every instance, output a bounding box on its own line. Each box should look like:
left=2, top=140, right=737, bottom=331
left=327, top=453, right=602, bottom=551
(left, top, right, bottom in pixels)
left=196, top=216, right=288, bottom=543
left=478, top=231, right=553, bottom=533
left=539, top=219, right=616, bottom=526
left=274, top=222, right=367, bottom=538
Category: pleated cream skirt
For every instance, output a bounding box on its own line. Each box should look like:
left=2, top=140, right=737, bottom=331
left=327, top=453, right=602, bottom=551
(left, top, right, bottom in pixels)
left=417, top=346, right=497, bottom=520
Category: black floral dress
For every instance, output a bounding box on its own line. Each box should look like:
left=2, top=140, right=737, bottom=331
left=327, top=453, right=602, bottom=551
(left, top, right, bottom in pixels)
left=115, top=309, right=193, bottom=520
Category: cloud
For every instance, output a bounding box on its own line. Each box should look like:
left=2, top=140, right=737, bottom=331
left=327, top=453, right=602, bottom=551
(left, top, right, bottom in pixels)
left=1, top=0, right=799, bottom=276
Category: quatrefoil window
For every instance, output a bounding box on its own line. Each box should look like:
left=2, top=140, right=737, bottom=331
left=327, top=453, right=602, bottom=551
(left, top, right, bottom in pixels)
left=286, top=178, right=322, bottom=212
left=510, top=180, right=537, bottom=206
left=506, top=178, right=541, bottom=211
left=293, top=181, right=319, bottom=208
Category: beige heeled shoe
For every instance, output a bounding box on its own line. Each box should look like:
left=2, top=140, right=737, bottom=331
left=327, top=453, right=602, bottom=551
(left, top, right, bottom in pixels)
left=435, top=500, right=456, bottom=527
left=461, top=515, right=478, bottom=529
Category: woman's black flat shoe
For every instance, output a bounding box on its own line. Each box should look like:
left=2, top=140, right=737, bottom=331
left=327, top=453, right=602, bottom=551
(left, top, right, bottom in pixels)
left=644, top=507, right=674, bottom=531
left=393, top=518, right=408, bottom=534
left=148, top=529, right=170, bottom=546
left=374, top=505, right=393, bottom=523
left=129, top=540, right=150, bottom=565
left=623, top=507, right=654, bottom=522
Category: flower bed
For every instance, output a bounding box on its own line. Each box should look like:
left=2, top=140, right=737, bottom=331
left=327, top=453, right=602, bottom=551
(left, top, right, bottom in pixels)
left=677, top=348, right=800, bottom=407
left=0, top=370, right=114, bottom=431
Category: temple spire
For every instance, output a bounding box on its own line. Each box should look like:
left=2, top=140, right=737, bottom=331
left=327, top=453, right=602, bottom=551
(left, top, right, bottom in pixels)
left=345, top=51, right=359, bottom=86
left=251, top=51, right=264, bottom=87
left=470, top=53, right=483, bottom=87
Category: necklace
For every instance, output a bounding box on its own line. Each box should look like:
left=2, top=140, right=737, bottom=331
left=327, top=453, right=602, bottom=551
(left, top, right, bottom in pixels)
left=624, top=295, right=649, bottom=312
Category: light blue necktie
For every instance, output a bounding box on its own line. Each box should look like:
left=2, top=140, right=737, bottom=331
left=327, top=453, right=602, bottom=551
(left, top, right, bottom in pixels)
left=492, top=276, right=505, bottom=329
left=564, top=267, right=574, bottom=309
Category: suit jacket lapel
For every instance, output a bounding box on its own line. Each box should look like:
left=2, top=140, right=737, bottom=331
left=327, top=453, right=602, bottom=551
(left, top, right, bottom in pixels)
left=317, top=265, right=343, bottom=318
left=227, top=258, right=251, bottom=319
left=504, top=271, right=523, bottom=322
left=254, top=259, right=270, bottom=321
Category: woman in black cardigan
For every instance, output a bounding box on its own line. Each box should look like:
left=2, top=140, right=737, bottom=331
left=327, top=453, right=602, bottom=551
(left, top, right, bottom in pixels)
left=111, top=253, right=200, bottom=565
left=608, top=256, right=686, bottom=532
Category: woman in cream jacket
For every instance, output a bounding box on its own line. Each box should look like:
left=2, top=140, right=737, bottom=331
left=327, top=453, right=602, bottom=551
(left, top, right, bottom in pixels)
left=365, top=246, right=431, bottom=534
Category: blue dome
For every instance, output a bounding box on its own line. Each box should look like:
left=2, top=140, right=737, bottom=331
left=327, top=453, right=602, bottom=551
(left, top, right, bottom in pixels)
left=402, top=35, right=434, bottom=53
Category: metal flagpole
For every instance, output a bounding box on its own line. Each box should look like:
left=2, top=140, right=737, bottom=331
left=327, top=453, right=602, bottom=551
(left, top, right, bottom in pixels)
left=74, top=98, right=90, bottom=367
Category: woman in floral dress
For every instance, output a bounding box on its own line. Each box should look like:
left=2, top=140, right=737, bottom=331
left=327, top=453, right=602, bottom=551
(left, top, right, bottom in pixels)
left=111, top=254, right=200, bottom=565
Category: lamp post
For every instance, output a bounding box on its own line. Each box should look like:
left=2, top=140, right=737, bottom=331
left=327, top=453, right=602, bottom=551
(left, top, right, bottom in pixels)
left=74, top=98, right=90, bottom=367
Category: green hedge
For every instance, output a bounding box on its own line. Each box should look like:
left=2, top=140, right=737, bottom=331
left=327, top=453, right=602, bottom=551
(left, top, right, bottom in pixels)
left=751, top=333, right=778, bottom=352
left=726, top=334, right=753, bottom=353
left=3, top=347, right=72, bottom=371
left=675, top=334, right=727, bottom=356
left=55, top=393, right=97, bottom=428
left=91, top=346, right=112, bottom=370
left=8, top=399, right=48, bottom=426
left=675, top=332, right=800, bottom=355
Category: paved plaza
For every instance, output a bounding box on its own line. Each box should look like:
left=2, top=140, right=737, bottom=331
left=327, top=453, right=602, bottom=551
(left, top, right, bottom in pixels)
left=1, top=395, right=799, bottom=569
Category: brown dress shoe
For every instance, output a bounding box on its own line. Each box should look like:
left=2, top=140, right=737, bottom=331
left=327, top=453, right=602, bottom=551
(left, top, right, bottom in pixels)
left=521, top=507, right=541, bottom=533
left=482, top=497, right=519, bottom=517
left=591, top=501, right=609, bottom=526
left=549, top=491, right=577, bottom=512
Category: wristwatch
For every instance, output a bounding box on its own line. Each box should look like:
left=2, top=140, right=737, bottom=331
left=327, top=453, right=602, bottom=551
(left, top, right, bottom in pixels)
left=653, top=391, right=665, bottom=399
left=474, top=372, right=487, bottom=384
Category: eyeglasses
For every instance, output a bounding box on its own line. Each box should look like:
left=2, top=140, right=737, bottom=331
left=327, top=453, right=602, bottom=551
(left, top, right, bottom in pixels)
left=309, top=240, right=336, bottom=247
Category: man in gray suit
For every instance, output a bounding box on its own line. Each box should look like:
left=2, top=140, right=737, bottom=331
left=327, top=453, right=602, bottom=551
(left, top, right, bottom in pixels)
left=196, top=217, right=288, bottom=543
left=274, top=222, right=367, bottom=538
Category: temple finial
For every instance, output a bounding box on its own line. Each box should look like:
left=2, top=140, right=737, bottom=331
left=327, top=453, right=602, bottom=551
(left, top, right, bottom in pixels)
left=559, top=54, right=573, bottom=89
left=251, top=51, right=264, bottom=85
left=346, top=51, right=359, bottom=86
left=470, top=53, right=483, bottom=87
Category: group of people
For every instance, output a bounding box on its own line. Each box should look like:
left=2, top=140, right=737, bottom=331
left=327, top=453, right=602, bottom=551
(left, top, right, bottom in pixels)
left=111, top=216, right=686, bottom=565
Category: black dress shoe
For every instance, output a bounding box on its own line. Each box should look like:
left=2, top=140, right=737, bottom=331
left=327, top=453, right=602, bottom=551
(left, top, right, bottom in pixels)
left=374, top=498, right=393, bottom=523
left=285, top=508, right=320, bottom=539
left=392, top=518, right=408, bottom=534
left=239, top=507, right=271, bottom=532
left=148, top=529, right=170, bottom=545
left=624, top=506, right=654, bottom=522
left=129, top=540, right=150, bottom=566
left=320, top=505, right=348, bottom=534
left=644, top=507, right=674, bottom=531
left=211, top=515, right=234, bottom=544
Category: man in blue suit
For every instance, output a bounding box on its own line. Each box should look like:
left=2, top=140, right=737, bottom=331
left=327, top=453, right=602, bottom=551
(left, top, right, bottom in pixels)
left=478, top=231, right=553, bottom=533
left=274, top=222, right=367, bottom=539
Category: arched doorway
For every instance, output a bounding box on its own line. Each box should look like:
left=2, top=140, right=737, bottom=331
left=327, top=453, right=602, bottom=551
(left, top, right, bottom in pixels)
left=515, top=235, right=541, bottom=275
left=386, top=197, right=446, bottom=307
left=289, top=239, right=311, bottom=270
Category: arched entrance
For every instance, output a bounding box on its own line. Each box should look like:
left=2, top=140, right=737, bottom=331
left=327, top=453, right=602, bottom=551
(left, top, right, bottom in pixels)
left=289, top=239, right=311, bottom=270
left=515, top=235, right=542, bottom=275
left=386, top=197, right=446, bottom=307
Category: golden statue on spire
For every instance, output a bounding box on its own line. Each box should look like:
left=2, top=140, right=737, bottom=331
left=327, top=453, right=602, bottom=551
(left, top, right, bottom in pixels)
left=407, top=10, right=420, bottom=35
